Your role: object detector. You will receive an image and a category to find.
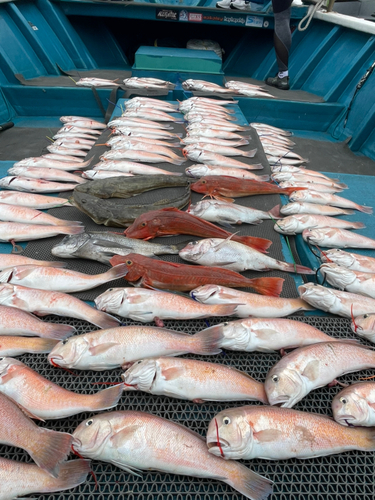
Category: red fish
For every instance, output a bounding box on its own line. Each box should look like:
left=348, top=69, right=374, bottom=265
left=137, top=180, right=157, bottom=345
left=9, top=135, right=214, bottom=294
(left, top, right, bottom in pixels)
left=110, top=254, right=284, bottom=296
left=124, top=207, right=272, bottom=254
left=191, top=175, right=306, bottom=202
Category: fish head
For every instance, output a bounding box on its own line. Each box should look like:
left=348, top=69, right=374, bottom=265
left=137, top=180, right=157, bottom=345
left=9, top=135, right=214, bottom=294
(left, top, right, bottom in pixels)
left=319, top=263, right=356, bottom=290
left=321, top=249, right=355, bottom=268
left=122, top=359, right=157, bottom=391
left=48, top=336, right=89, bottom=369
left=190, top=284, right=228, bottom=304
left=125, top=214, right=157, bottom=239
left=94, top=288, right=126, bottom=312
left=351, top=313, right=375, bottom=341
left=185, top=165, right=209, bottom=178
left=271, top=172, right=292, bottom=183
left=190, top=178, right=211, bottom=195
left=332, top=388, right=369, bottom=427
left=186, top=200, right=212, bottom=217
left=206, top=407, right=253, bottom=460
left=72, top=413, right=114, bottom=458
left=298, top=283, right=337, bottom=312
left=265, top=365, right=305, bottom=408
left=289, top=190, right=307, bottom=202
left=179, top=239, right=214, bottom=263
left=0, top=284, right=15, bottom=305
left=0, top=357, right=24, bottom=383
left=217, top=320, right=250, bottom=351
left=273, top=217, right=300, bottom=235
left=110, top=254, right=143, bottom=283
left=302, top=228, right=324, bottom=245
left=51, top=233, right=91, bottom=258
left=280, top=203, right=302, bottom=215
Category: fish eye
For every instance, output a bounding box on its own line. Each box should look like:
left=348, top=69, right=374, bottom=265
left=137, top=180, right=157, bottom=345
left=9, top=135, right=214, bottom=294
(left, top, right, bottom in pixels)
left=364, top=314, right=369, bottom=318
left=0, top=358, right=3, bottom=362
left=223, top=322, right=229, bottom=326
left=223, top=417, right=231, bottom=425
left=140, top=222, right=146, bottom=227
left=272, top=375, right=279, bottom=383
left=86, top=419, right=94, bottom=426
left=340, top=397, right=347, bottom=404
left=108, top=288, right=113, bottom=292
left=62, top=339, right=68, bottom=345
left=201, top=180, right=206, bottom=184
left=126, top=260, right=132, bottom=265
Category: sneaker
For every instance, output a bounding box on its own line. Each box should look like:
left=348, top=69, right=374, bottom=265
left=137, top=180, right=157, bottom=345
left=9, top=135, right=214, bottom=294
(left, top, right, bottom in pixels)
left=231, top=0, right=250, bottom=9
left=216, top=0, right=232, bottom=7
left=266, top=75, right=290, bottom=90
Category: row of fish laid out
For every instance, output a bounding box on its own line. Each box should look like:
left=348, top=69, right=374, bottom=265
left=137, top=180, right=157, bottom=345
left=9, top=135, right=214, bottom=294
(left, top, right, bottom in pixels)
left=181, top=78, right=275, bottom=98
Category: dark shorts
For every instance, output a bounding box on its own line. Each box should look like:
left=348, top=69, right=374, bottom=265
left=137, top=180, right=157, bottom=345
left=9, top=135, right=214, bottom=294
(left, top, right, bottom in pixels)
left=272, top=0, right=293, bottom=14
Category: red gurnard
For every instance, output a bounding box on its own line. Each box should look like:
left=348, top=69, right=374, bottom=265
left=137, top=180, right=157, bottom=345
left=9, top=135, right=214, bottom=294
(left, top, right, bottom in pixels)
left=124, top=207, right=272, bottom=254
left=110, top=254, right=284, bottom=296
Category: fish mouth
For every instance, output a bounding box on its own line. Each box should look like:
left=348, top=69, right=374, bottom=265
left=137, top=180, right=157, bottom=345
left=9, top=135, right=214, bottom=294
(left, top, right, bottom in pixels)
left=268, top=395, right=292, bottom=407
left=207, top=437, right=230, bottom=454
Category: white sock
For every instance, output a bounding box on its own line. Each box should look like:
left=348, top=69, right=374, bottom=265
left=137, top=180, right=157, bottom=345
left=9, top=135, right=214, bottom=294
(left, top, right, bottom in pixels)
left=278, top=71, right=289, bottom=79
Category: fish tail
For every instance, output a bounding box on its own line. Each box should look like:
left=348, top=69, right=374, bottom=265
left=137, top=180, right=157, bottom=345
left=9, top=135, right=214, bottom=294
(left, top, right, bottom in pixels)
left=351, top=222, right=366, bottom=229
left=56, top=220, right=84, bottom=227
left=30, top=429, right=74, bottom=477
left=342, top=209, right=354, bottom=215
left=170, top=158, right=187, bottom=165
left=246, top=163, right=264, bottom=171
left=31, top=338, right=60, bottom=353
left=91, top=310, right=120, bottom=329
left=243, top=148, right=257, bottom=158
left=89, top=383, right=123, bottom=411
left=191, top=326, right=224, bottom=355
left=60, top=225, right=85, bottom=235
left=223, top=461, right=273, bottom=500
left=234, top=235, right=272, bottom=254
left=79, top=157, right=94, bottom=168
left=268, top=204, right=282, bottom=219
left=103, top=263, right=129, bottom=281
left=358, top=205, right=373, bottom=214
left=237, top=139, right=249, bottom=146
left=42, top=459, right=91, bottom=492
left=336, top=182, right=348, bottom=189
left=280, top=262, right=315, bottom=275
left=248, top=277, right=284, bottom=297
left=45, top=262, right=67, bottom=268
left=44, top=323, right=76, bottom=340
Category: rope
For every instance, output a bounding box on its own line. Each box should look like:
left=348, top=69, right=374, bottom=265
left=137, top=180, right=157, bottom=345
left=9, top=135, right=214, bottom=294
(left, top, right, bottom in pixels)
left=298, top=0, right=326, bottom=31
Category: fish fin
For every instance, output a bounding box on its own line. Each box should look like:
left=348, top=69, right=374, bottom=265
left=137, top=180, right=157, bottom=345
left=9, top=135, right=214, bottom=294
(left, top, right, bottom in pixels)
left=253, top=429, right=282, bottom=442
left=213, top=233, right=237, bottom=250
left=253, top=328, right=278, bottom=340
left=214, top=195, right=235, bottom=203
left=248, top=277, right=284, bottom=297
left=280, top=262, right=315, bottom=275
left=42, top=459, right=91, bottom=493
left=161, top=366, right=185, bottom=381
left=30, top=429, right=73, bottom=478
left=352, top=222, right=366, bottom=229
left=103, top=263, right=129, bottom=280
left=191, top=327, right=223, bottom=355
left=89, top=342, right=119, bottom=356
left=302, top=359, right=320, bottom=381
left=223, top=461, right=273, bottom=500
left=243, top=148, right=257, bottom=158
left=10, top=397, right=46, bottom=422
left=358, top=205, right=373, bottom=214
left=217, top=221, right=236, bottom=230
left=110, top=459, right=143, bottom=477
left=269, top=204, right=282, bottom=219
left=92, top=239, right=129, bottom=250
left=235, top=235, right=272, bottom=254
left=91, top=383, right=123, bottom=411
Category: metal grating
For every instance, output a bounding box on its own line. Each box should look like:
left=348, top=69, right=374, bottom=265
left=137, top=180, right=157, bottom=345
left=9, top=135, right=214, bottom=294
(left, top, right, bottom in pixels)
left=1, top=315, right=374, bottom=500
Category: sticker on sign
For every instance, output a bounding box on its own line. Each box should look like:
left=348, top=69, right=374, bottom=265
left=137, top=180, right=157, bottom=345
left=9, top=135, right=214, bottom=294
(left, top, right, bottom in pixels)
left=246, top=15, right=263, bottom=27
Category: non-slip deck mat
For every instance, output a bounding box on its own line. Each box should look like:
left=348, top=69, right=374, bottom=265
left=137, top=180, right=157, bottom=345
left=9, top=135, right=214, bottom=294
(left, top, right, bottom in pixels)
left=291, top=136, right=375, bottom=176
left=0, top=127, right=59, bottom=161
left=15, top=70, right=132, bottom=88
left=22, top=104, right=301, bottom=301
left=0, top=314, right=372, bottom=500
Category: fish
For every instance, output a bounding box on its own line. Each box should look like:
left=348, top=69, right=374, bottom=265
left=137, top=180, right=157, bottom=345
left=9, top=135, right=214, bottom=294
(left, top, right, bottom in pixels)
left=107, top=136, right=179, bottom=148
left=204, top=317, right=345, bottom=352
left=13, top=156, right=93, bottom=170
left=187, top=119, right=249, bottom=132
left=122, top=109, right=182, bottom=123
left=54, top=131, right=99, bottom=141
left=302, top=227, right=375, bottom=249
left=0, top=191, right=71, bottom=209
left=83, top=170, right=134, bottom=180
left=0, top=357, right=123, bottom=419
left=263, top=148, right=307, bottom=162
left=123, top=76, right=175, bottom=88
left=51, top=231, right=186, bottom=264
left=108, top=140, right=184, bottom=161
left=110, top=254, right=284, bottom=296
left=274, top=215, right=365, bottom=235
left=319, top=263, right=375, bottom=298
left=109, top=118, right=174, bottom=130
left=267, top=157, right=306, bottom=166
left=0, top=336, right=58, bottom=356
left=272, top=172, right=347, bottom=189
left=53, top=138, right=94, bottom=150
left=0, top=391, right=73, bottom=477
left=76, top=77, right=121, bottom=87
left=289, top=190, right=373, bottom=214
left=42, top=153, right=86, bottom=163
left=179, top=238, right=314, bottom=275
left=299, top=282, right=375, bottom=317
left=190, top=284, right=314, bottom=317
left=48, top=325, right=224, bottom=370
left=332, top=382, right=375, bottom=427
left=186, top=150, right=260, bottom=170
left=184, top=111, right=236, bottom=122
left=183, top=144, right=257, bottom=158
left=0, top=457, right=90, bottom=500
left=187, top=128, right=249, bottom=141
left=226, top=83, right=275, bottom=98
left=0, top=223, right=83, bottom=250
left=46, top=145, right=87, bottom=157
left=182, top=96, right=238, bottom=106
left=351, top=313, right=375, bottom=343
left=271, top=165, right=332, bottom=177
left=125, top=98, right=178, bottom=111
left=265, top=341, right=375, bottom=407
left=0, top=263, right=129, bottom=293
left=182, top=137, right=249, bottom=147
left=207, top=405, right=375, bottom=461
left=183, top=80, right=237, bottom=94
left=100, top=149, right=185, bottom=165
left=0, top=283, right=120, bottom=329
left=279, top=181, right=342, bottom=194
left=182, top=104, right=235, bottom=116
left=280, top=202, right=354, bottom=216
left=122, top=357, right=267, bottom=403
left=94, top=160, right=181, bottom=176
left=0, top=203, right=82, bottom=226
left=250, top=123, right=292, bottom=137
left=72, top=186, right=191, bottom=227
left=113, top=126, right=181, bottom=140
left=0, top=177, right=82, bottom=193
left=124, top=207, right=272, bottom=254
left=0, top=254, right=67, bottom=272
left=58, top=125, right=102, bottom=136
left=187, top=199, right=281, bottom=225
left=321, top=249, right=375, bottom=273
left=60, top=115, right=106, bottom=127
left=72, top=411, right=273, bottom=500
left=0, top=305, right=75, bottom=339
left=94, top=287, right=237, bottom=325
left=191, top=176, right=306, bottom=202
left=74, top=174, right=191, bottom=199
left=185, top=165, right=268, bottom=181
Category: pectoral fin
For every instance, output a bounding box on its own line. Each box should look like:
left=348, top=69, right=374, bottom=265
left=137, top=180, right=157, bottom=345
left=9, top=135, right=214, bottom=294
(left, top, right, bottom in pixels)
left=302, top=360, right=320, bottom=381
left=89, top=342, right=119, bottom=356
left=161, top=366, right=185, bottom=381
left=253, top=429, right=282, bottom=442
